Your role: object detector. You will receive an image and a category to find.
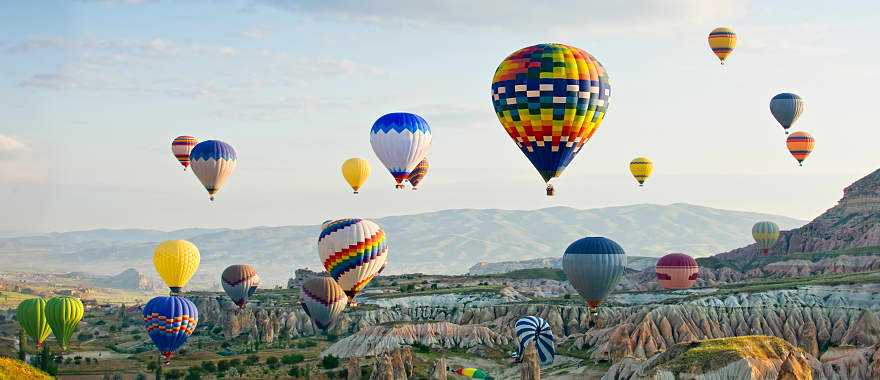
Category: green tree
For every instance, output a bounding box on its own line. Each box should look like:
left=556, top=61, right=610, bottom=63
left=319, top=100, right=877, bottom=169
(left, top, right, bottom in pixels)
left=164, top=369, right=183, bottom=379
left=321, top=355, right=340, bottom=369
left=17, top=329, right=26, bottom=361
left=265, top=356, right=279, bottom=370
left=244, top=355, right=259, bottom=366
left=281, top=354, right=304, bottom=365
left=201, top=361, right=216, bottom=372
left=216, top=360, right=230, bottom=373
left=287, top=366, right=302, bottom=378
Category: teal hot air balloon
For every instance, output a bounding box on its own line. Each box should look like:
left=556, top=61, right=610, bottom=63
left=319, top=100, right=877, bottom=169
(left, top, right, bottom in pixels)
left=770, top=93, right=804, bottom=134
left=752, top=221, right=780, bottom=256
left=562, top=237, right=626, bottom=313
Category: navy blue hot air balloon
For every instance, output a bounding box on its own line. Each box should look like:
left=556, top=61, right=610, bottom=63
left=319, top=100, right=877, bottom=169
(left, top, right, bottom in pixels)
left=562, top=237, right=626, bottom=312
left=769, top=93, right=804, bottom=134
left=515, top=316, right=555, bottom=366
left=143, top=296, right=198, bottom=363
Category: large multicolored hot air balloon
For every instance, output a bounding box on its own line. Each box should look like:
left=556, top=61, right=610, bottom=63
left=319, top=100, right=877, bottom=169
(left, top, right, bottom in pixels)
left=629, top=157, right=653, bottom=187
left=454, top=368, right=493, bottom=379
left=143, top=296, right=198, bottom=364
left=770, top=93, right=804, bottom=134
left=752, top=221, right=780, bottom=256
left=44, top=296, right=83, bottom=351
left=708, top=27, right=737, bottom=64
left=786, top=131, right=814, bottom=166
left=515, top=316, right=555, bottom=367
left=318, top=219, right=388, bottom=300
left=190, top=140, right=237, bottom=201
left=341, top=158, right=371, bottom=194
left=491, top=43, right=611, bottom=195
left=300, top=276, right=348, bottom=331
left=221, top=264, right=260, bottom=310
left=171, top=136, right=198, bottom=171
left=562, top=237, right=626, bottom=311
left=655, top=253, right=699, bottom=290
left=407, top=158, right=429, bottom=190
left=16, top=298, right=50, bottom=349
left=369, top=113, right=432, bottom=189
left=153, top=240, right=200, bottom=294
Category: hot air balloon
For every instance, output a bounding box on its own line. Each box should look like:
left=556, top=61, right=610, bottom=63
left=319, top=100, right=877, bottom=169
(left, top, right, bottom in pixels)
left=369, top=113, right=432, bottom=189
left=562, top=237, right=626, bottom=312
left=300, top=276, right=348, bottom=331
left=491, top=44, right=611, bottom=195
left=407, top=158, right=429, bottom=190
left=629, top=157, right=653, bottom=187
left=341, top=158, right=371, bottom=194
left=655, top=253, right=699, bottom=290
left=190, top=140, right=237, bottom=201
left=171, top=136, right=198, bottom=171
left=786, top=131, right=814, bottom=166
left=44, top=296, right=83, bottom=351
left=770, top=93, right=804, bottom=134
left=515, top=316, right=555, bottom=366
left=752, top=221, right=780, bottom=256
left=318, top=219, right=388, bottom=301
left=143, top=295, right=198, bottom=364
left=708, top=27, right=737, bottom=64
left=153, top=240, right=200, bottom=294
left=221, top=264, right=260, bottom=310
left=454, top=368, right=493, bottom=379
left=16, top=298, right=50, bottom=349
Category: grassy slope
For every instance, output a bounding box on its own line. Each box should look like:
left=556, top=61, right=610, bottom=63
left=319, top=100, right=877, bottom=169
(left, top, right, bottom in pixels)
left=0, top=358, right=52, bottom=380
left=653, top=335, right=803, bottom=375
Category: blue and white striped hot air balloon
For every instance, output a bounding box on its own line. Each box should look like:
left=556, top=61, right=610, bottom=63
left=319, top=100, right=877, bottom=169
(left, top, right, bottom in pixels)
left=190, top=140, right=237, bottom=201
left=369, top=113, right=432, bottom=189
left=770, top=93, right=804, bottom=134
left=515, top=316, right=555, bottom=366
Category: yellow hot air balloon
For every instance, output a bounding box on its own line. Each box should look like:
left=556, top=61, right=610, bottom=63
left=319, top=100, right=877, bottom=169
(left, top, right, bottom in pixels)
left=341, top=158, right=371, bottom=194
left=708, top=27, right=736, bottom=64
left=153, top=240, right=200, bottom=294
left=629, top=157, right=653, bottom=187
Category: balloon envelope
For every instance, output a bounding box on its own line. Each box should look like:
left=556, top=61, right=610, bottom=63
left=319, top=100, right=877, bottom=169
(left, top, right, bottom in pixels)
left=369, top=113, right=432, bottom=188
left=454, top=368, right=493, bottom=379
left=786, top=131, right=814, bottom=166
left=655, top=253, right=699, bottom=290
left=318, top=219, right=388, bottom=299
left=491, top=44, right=611, bottom=189
left=45, top=296, right=83, bottom=351
left=770, top=93, right=804, bottom=133
left=144, top=296, right=198, bottom=363
left=515, top=316, right=555, bottom=366
left=16, top=298, right=51, bottom=348
left=708, top=27, right=736, bottom=64
left=190, top=140, right=237, bottom=200
left=407, top=158, right=429, bottom=189
left=752, top=221, right=780, bottom=255
left=562, top=237, right=626, bottom=309
left=221, top=264, right=260, bottom=309
left=629, top=157, right=653, bottom=186
left=171, top=136, right=198, bottom=170
left=300, top=276, right=348, bottom=330
left=153, top=240, right=201, bottom=293
left=341, top=158, right=371, bottom=193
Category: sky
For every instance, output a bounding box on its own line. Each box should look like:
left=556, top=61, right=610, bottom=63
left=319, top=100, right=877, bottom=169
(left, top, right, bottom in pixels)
left=1, top=0, right=879, bottom=232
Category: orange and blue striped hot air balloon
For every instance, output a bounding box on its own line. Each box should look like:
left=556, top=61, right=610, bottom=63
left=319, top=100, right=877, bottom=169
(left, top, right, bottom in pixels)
left=708, top=27, right=736, bottom=64
left=491, top=43, right=611, bottom=195
left=407, top=158, right=429, bottom=190
left=318, top=219, right=388, bottom=301
left=786, top=131, right=814, bottom=166
left=171, top=136, right=198, bottom=170
left=143, top=295, right=198, bottom=364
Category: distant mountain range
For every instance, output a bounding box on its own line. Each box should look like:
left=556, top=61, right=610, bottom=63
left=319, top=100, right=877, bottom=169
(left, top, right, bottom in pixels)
left=0, top=203, right=804, bottom=287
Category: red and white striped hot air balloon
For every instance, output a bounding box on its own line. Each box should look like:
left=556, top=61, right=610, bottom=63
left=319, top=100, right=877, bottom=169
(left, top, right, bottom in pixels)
left=655, top=253, right=699, bottom=290
left=171, top=136, right=198, bottom=170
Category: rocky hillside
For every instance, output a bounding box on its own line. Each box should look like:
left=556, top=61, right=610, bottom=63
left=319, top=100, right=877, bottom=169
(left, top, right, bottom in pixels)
left=602, top=336, right=815, bottom=380
left=321, top=322, right=509, bottom=359
left=717, top=168, right=880, bottom=259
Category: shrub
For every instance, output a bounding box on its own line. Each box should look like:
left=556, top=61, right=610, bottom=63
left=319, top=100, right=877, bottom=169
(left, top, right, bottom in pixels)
left=147, top=361, right=157, bottom=371
left=281, top=354, right=304, bottom=365
left=216, top=360, right=230, bottom=372
left=165, top=369, right=183, bottom=379
left=95, top=320, right=107, bottom=325
left=77, top=332, right=94, bottom=341
left=201, top=361, right=216, bottom=372
left=265, top=356, right=279, bottom=369
left=229, top=358, right=241, bottom=368
left=287, top=366, right=302, bottom=378
left=244, top=355, right=259, bottom=366
left=321, top=355, right=340, bottom=369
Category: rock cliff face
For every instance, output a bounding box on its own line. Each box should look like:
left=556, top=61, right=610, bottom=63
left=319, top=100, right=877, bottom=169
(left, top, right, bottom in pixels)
left=321, top=322, right=509, bottom=359
left=717, top=169, right=880, bottom=259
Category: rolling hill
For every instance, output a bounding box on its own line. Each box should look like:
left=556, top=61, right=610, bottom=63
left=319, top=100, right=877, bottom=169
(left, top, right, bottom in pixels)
left=0, top=203, right=803, bottom=286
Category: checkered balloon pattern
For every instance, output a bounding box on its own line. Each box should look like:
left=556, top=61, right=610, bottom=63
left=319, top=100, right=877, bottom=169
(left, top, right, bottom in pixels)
left=491, top=43, right=611, bottom=182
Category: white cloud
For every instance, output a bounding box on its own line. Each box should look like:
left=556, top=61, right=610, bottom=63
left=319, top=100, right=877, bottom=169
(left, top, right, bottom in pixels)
left=240, top=28, right=269, bottom=40
left=0, top=135, right=27, bottom=154
left=258, top=0, right=750, bottom=35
